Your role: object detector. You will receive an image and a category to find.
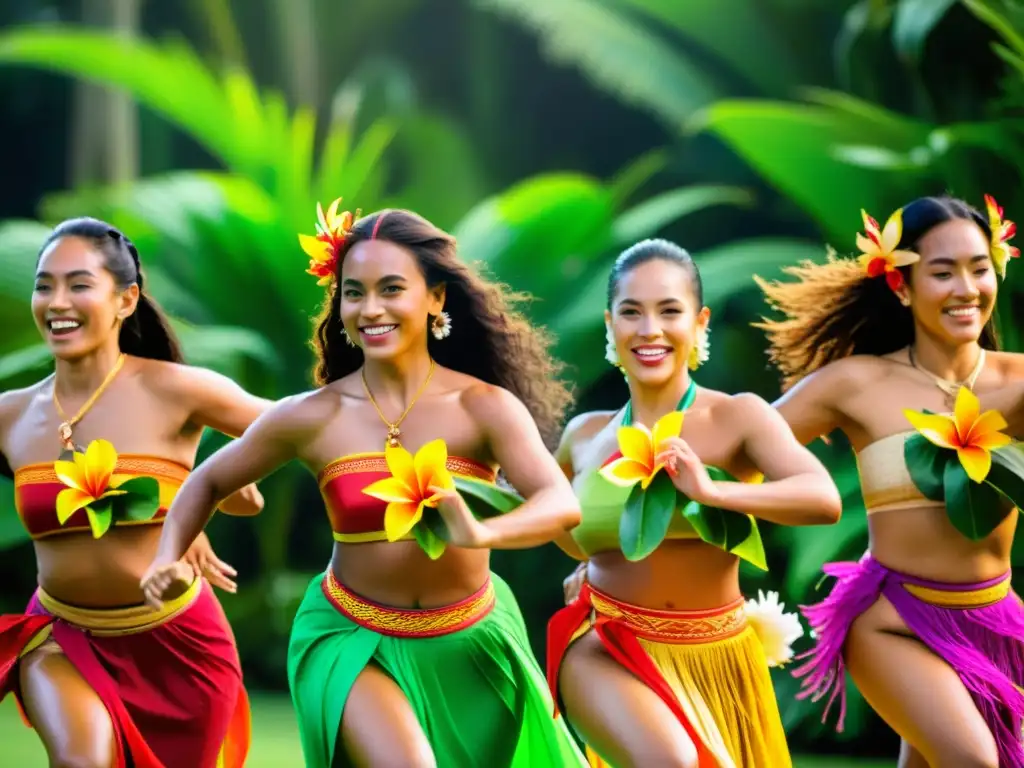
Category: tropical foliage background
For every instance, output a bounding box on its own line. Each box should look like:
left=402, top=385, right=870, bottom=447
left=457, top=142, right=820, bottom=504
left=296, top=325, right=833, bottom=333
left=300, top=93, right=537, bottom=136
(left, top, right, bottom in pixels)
left=1, top=0, right=1022, bottom=760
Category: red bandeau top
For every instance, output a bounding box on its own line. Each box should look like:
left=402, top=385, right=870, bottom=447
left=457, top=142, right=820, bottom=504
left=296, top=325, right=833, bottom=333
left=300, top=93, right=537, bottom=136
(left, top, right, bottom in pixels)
left=13, top=455, right=189, bottom=540
left=317, top=452, right=497, bottom=543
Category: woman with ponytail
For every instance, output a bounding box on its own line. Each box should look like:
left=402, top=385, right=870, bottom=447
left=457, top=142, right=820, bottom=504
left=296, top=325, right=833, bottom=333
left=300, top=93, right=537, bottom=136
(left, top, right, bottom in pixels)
left=549, top=239, right=842, bottom=768
left=758, top=195, right=1024, bottom=767
left=0, top=217, right=270, bottom=767
left=142, top=203, right=587, bottom=767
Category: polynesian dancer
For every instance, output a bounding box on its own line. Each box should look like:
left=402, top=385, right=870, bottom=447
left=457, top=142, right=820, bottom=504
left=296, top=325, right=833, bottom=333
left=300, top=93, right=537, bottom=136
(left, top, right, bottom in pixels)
left=141, top=203, right=589, bottom=767
left=0, top=218, right=270, bottom=767
left=549, top=238, right=842, bottom=767
left=758, top=195, right=1024, bottom=767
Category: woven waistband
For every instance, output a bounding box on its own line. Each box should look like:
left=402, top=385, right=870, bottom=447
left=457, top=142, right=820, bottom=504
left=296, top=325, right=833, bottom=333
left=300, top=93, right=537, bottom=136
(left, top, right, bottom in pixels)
left=899, top=571, right=1013, bottom=609
left=321, top=570, right=495, bottom=638
left=36, top=577, right=201, bottom=637
left=586, top=583, right=747, bottom=644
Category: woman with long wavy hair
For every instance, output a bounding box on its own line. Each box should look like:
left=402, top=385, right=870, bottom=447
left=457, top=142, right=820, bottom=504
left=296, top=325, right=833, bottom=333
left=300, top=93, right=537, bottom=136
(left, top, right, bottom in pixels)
left=549, top=238, right=842, bottom=768
left=0, top=218, right=268, bottom=767
left=141, top=203, right=588, bottom=767
left=758, top=195, right=1024, bottom=767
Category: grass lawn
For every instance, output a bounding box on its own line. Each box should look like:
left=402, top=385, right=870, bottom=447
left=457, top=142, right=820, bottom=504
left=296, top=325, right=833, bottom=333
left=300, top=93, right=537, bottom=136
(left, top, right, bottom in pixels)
left=1, top=694, right=892, bottom=766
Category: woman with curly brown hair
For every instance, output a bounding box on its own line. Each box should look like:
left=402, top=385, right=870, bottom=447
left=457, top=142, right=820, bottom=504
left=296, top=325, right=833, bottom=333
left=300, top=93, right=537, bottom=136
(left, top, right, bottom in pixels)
left=140, top=203, right=587, bottom=768
left=758, top=195, right=1024, bottom=768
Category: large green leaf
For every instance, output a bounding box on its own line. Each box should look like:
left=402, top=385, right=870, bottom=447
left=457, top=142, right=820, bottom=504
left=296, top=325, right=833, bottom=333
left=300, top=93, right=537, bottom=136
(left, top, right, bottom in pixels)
left=986, top=444, right=1024, bottom=510
left=944, top=458, right=1006, bottom=540
left=611, top=185, right=753, bottom=248
left=412, top=513, right=448, bottom=561
left=619, top=471, right=677, bottom=561
left=903, top=432, right=947, bottom=502
left=892, top=0, right=958, bottom=63
left=611, top=0, right=802, bottom=93
left=472, top=0, right=726, bottom=126
left=0, top=29, right=291, bottom=191
left=114, top=477, right=162, bottom=523
left=694, top=98, right=934, bottom=243
left=453, top=476, right=524, bottom=518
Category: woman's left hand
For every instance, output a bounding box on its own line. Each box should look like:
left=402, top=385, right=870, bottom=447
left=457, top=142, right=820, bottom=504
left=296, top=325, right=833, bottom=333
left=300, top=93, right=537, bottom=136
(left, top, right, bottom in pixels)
left=429, top=486, right=495, bottom=549
left=182, top=531, right=238, bottom=593
left=656, top=437, right=721, bottom=506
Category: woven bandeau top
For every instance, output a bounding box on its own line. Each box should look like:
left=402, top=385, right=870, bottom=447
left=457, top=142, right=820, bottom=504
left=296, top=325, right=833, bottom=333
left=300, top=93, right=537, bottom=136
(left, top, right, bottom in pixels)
left=317, top=452, right=498, bottom=543
left=855, top=431, right=944, bottom=514
left=14, top=455, right=189, bottom=540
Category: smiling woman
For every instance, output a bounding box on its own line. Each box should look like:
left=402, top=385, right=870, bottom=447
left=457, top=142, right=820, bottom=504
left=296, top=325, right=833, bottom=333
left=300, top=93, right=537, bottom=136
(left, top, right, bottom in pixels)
left=759, top=195, right=1024, bottom=768
left=0, top=217, right=273, bottom=768
left=549, top=238, right=842, bottom=768
left=142, top=203, right=587, bottom=768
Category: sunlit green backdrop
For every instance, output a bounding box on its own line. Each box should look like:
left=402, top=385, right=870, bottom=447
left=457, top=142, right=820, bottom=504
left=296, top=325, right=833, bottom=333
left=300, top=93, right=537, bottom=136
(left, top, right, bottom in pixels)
left=0, top=0, right=1021, bottom=762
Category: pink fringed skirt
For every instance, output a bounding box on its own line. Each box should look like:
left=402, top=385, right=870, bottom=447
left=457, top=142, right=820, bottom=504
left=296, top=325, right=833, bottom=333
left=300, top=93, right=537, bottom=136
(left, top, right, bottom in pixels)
left=793, top=553, right=1024, bottom=768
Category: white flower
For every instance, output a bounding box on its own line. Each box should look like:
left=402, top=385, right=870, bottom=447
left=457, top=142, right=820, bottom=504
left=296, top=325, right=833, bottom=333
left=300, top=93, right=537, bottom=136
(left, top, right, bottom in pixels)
left=604, top=324, right=619, bottom=366
left=745, top=590, right=804, bottom=668
left=696, top=325, right=710, bottom=365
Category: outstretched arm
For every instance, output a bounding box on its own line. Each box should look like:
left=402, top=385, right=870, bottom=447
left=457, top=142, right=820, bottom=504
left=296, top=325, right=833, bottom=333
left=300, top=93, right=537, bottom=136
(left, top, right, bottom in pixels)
left=467, top=386, right=581, bottom=550
left=167, top=364, right=275, bottom=516
left=772, top=369, right=845, bottom=447
left=151, top=396, right=304, bottom=565
left=662, top=394, right=842, bottom=526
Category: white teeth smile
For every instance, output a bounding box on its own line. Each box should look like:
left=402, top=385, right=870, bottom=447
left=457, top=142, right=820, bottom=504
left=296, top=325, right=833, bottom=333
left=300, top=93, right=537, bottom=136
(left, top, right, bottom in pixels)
left=944, top=307, right=979, bottom=317
left=48, top=320, right=81, bottom=331
left=361, top=324, right=397, bottom=336
left=634, top=348, right=669, bottom=358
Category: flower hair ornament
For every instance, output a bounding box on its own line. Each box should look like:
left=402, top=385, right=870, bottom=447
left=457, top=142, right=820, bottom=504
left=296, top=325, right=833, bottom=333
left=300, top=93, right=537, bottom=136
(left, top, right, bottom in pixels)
left=298, top=198, right=360, bottom=286
left=856, top=208, right=920, bottom=292
left=984, top=194, right=1019, bottom=279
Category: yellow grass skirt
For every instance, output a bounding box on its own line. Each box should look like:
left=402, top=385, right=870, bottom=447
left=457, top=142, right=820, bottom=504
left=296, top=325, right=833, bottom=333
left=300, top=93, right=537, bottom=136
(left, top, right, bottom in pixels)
left=550, top=583, right=791, bottom=768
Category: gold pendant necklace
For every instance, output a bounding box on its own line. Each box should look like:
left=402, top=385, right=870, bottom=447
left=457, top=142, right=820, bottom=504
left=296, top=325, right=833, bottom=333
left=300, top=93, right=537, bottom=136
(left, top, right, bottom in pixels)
left=53, top=353, right=126, bottom=459
left=908, top=346, right=985, bottom=406
left=361, top=359, right=436, bottom=448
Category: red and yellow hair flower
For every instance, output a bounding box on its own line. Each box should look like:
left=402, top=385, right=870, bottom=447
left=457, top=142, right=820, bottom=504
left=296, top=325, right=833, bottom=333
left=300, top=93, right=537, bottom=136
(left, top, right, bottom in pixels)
left=984, top=194, right=1019, bottom=279
left=857, top=208, right=920, bottom=291
left=298, top=198, right=360, bottom=286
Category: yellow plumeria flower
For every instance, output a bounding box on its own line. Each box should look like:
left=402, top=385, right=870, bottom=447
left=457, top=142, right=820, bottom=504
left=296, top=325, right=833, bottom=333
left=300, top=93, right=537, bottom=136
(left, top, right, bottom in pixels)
left=362, top=439, right=455, bottom=541
left=856, top=208, right=920, bottom=291
left=53, top=439, right=129, bottom=524
left=600, top=410, right=684, bottom=489
left=904, top=387, right=1012, bottom=483
left=984, top=194, right=1019, bottom=279
left=297, top=198, right=358, bottom=286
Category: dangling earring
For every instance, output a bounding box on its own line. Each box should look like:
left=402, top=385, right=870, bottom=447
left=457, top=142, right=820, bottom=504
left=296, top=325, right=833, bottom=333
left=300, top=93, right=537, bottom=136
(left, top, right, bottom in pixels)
left=431, top=311, right=452, bottom=340
left=605, top=324, right=626, bottom=375
left=341, top=326, right=356, bottom=347
left=688, top=325, right=710, bottom=371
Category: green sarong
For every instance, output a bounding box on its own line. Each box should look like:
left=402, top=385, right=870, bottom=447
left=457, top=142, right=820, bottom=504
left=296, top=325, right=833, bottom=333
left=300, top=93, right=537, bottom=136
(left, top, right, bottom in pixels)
left=287, top=570, right=587, bottom=767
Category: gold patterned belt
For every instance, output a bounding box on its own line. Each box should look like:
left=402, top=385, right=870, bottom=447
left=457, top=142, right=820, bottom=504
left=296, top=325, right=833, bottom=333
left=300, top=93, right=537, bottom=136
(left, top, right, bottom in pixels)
left=587, top=584, right=747, bottom=644
left=34, top=577, right=201, bottom=637
left=322, top=570, right=496, bottom=638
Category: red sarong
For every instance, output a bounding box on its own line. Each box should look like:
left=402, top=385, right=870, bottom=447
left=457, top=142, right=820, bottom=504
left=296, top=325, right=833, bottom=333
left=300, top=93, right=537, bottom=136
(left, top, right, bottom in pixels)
left=0, top=578, right=250, bottom=768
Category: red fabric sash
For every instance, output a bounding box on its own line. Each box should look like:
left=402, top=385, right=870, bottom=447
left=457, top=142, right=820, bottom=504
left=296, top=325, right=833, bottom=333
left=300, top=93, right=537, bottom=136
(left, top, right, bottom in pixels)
left=546, top=582, right=718, bottom=767
left=0, top=583, right=250, bottom=768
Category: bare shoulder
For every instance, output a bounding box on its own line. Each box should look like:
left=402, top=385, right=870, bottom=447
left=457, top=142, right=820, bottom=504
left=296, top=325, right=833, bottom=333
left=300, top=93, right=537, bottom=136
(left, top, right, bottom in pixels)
left=989, top=350, right=1024, bottom=381
left=459, top=378, right=523, bottom=422
left=784, top=354, right=887, bottom=401
left=708, top=390, right=776, bottom=429
left=261, top=387, right=339, bottom=438
left=0, top=381, right=45, bottom=430
left=135, top=358, right=236, bottom=398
